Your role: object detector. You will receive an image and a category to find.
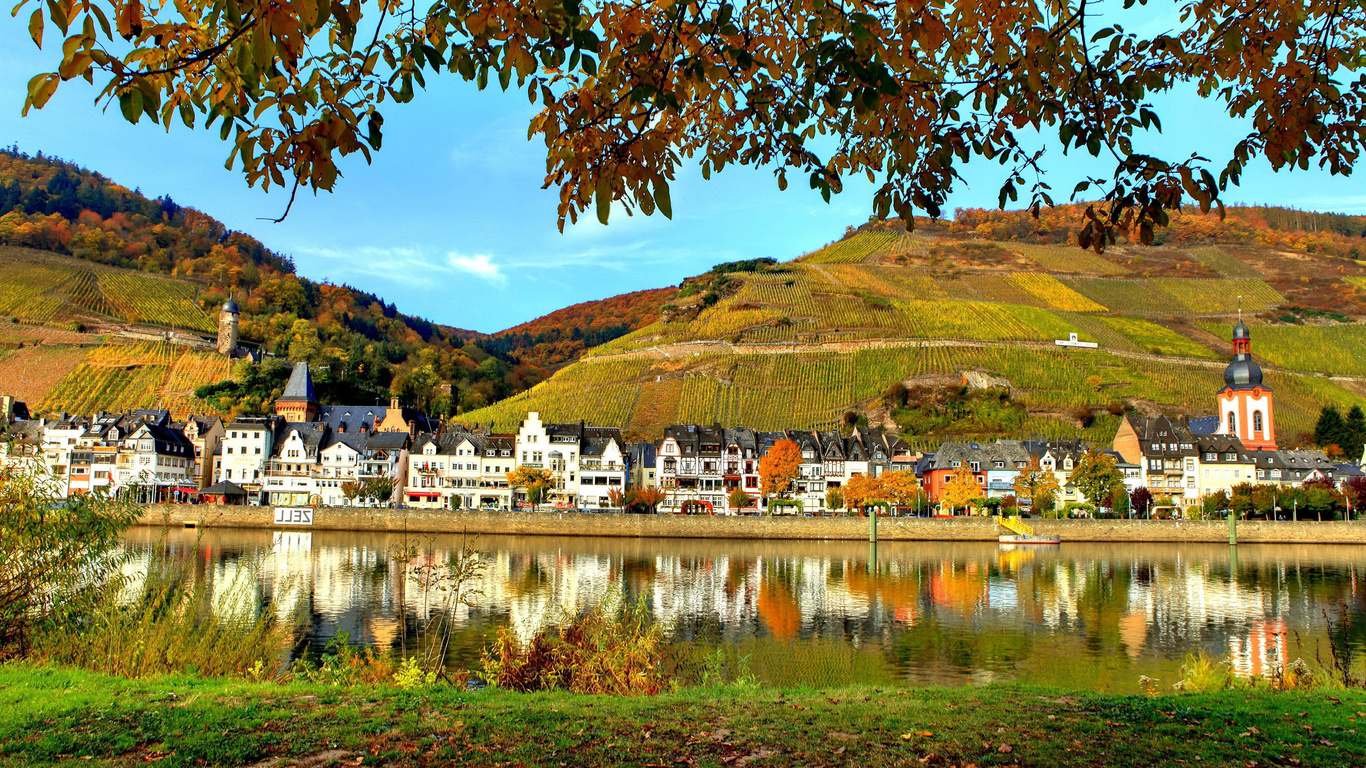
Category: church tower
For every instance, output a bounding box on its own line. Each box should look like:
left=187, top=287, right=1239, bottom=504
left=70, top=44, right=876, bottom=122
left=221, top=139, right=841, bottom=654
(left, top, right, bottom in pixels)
left=217, top=299, right=239, bottom=356
left=274, top=362, right=320, bottom=422
left=1218, top=318, right=1276, bottom=449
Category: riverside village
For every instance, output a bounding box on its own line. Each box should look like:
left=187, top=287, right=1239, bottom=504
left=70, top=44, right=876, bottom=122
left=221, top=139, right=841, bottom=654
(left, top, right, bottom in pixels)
left=3, top=300, right=1362, bottom=522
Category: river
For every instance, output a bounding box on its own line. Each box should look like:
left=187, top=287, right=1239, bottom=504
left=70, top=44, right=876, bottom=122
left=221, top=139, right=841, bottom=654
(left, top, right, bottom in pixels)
left=122, top=528, right=1366, bottom=693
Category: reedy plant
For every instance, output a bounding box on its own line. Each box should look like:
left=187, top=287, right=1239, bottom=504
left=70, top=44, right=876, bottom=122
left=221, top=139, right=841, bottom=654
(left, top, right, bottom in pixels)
left=0, top=466, right=137, bottom=660
left=391, top=531, right=484, bottom=684
left=34, top=534, right=297, bottom=679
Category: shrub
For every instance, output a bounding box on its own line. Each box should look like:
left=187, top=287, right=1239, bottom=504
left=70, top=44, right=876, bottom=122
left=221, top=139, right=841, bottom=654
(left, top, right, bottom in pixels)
left=1071, top=406, right=1095, bottom=427
left=1, top=468, right=138, bottom=660
left=482, top=594, right=669, bottom=695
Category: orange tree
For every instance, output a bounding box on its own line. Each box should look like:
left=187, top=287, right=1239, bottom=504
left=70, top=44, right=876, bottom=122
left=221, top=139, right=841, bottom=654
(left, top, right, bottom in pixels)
left=506, top=465, right=552, bottom=508
left=758, top=439, right=800, bottom=500
left=630, top=486, right=667, bottom=513
left=18, top=0, right=1363, bottom=234
left=878, top=470, right=922, bottom=514
left=1012, top=457, right=1061, bottom=514
left=842, top=473, right=880, bottom=513
left=940, top=464, right=984, bottom=513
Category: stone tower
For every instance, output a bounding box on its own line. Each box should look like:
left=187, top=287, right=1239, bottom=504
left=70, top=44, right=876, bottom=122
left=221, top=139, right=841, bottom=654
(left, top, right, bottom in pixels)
left=1218, top=318, right=1276, bottom=450
left=274, top=361, right=320, bottom=422
left=217, top=298, right=239, bottom=356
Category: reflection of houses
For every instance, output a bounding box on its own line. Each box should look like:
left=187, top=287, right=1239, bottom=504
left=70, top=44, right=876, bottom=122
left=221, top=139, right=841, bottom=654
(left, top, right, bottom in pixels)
left=1229, top=618, right=1287, bottom=679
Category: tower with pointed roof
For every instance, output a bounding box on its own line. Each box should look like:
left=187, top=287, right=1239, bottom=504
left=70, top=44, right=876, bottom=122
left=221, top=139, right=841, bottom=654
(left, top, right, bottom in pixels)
left=274, top=361, right=320, bottom=422
left=1217, top=318, right=1276, bottom=450
left=216, top=298, right=239, bottom=356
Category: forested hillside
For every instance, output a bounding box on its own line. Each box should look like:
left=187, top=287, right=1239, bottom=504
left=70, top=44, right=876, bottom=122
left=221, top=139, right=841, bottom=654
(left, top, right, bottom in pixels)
left=0, top=150, right=652, bottom=418
left=481, top=287, right=679, bottom=367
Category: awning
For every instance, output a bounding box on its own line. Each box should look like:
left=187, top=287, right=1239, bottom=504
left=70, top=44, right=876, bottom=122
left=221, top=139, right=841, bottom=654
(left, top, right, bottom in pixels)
left=407, top=491, right=440, bottom=498
left=172, top=487, right=201, bottom=494
left=202, top=481, right=247, bottom=496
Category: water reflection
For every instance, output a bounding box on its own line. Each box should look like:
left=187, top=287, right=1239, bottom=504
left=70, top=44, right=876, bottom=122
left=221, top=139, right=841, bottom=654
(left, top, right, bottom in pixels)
left=121, top=528, right=1366, bottom=693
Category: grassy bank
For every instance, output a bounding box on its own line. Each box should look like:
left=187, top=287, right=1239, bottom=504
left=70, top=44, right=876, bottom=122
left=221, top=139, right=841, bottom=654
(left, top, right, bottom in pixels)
left=2, top=665, right=1364, bottom=767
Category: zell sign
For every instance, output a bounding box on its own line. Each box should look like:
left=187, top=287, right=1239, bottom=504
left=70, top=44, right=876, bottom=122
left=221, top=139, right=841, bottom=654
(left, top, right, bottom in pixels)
left=273, top=507, right=313, bottom=526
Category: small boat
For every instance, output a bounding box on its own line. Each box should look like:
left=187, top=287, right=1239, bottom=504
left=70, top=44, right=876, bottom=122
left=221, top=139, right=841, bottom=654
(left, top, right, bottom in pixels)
left=995, top=516, right=1061, bottom=545
left=998, top=533, right=1061, bottom=545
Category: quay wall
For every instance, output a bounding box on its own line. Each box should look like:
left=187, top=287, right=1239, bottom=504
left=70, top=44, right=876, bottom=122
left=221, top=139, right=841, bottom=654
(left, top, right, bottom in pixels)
left=136, top=505, right=1366, bottom=544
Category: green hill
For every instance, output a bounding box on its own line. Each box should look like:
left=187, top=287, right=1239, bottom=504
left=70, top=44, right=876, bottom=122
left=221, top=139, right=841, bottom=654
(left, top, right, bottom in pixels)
left=453, top=214, right=1366, bottom=447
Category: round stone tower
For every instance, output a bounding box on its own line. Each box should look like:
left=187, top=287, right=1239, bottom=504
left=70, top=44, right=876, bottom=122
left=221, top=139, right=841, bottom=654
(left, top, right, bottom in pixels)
left=217, top=298, right=239, bottom=356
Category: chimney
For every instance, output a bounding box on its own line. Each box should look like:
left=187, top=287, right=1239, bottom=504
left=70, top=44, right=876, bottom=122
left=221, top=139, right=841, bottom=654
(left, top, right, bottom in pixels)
left=338, top=422, right=346, bottom=434
left=389, top=396, right=400, bottom=411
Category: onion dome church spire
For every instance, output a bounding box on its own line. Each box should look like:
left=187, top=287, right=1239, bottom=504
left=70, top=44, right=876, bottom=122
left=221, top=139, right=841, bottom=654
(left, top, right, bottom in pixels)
left=1218, top=316, right=1275, bottom=449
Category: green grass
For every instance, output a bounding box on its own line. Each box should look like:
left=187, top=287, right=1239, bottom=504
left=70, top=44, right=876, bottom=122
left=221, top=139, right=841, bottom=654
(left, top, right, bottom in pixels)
left=1, top=665, right=1362, bottom=768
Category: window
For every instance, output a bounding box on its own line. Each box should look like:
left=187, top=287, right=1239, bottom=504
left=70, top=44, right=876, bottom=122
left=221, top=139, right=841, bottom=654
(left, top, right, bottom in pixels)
left=1253, top=411, right=1264, bottom=432
left=1228, top=413, right=1237, bottom=434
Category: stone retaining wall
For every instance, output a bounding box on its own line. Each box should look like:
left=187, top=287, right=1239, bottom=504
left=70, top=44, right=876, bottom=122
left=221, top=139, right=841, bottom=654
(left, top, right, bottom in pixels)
left=136, top=505, right=1366, bottom=544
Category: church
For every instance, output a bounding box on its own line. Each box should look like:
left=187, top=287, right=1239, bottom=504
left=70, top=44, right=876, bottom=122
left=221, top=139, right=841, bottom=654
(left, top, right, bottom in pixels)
left=1216, top=318, right=1276, bottom=450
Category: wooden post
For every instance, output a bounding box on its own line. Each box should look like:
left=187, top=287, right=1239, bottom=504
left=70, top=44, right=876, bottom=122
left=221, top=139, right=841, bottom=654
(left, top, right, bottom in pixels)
left=869, top=504, right=878, bottom=543
left=1228, top=508, right=1237, bottom=546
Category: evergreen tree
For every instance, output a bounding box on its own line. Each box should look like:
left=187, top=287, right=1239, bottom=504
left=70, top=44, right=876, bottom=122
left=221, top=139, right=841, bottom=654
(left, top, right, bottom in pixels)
left=1314, top=406, right=1347, bottom=451
left=1345, top=406, right=1366, bottom=461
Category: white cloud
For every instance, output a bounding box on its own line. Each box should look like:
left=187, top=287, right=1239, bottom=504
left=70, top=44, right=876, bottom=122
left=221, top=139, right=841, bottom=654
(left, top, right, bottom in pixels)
left=447, top=252, right=506, bottom=284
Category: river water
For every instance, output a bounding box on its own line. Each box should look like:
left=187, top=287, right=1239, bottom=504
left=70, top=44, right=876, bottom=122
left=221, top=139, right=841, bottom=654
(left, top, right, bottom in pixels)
left=123, top=528, right=1366, bottom=693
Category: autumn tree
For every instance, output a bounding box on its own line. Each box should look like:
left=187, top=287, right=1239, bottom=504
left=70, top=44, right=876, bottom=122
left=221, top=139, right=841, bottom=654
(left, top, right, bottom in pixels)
left=632, top=486, right=667, bottom=514
left=1070, top=451, right=1125, bottom=510
left=843, top=474, right=880, bottom=513
left=1129, top=486, right=1154, bottom=519
left=1012, top=458, right=1060, bottom=514
left=728, top=487, right=753, bottom=512
left=940, top=464, right=983, bottom=513
left=758, top=440, right=800, bottom=500
left=507, top=465, right=553, bottom=509
left=22, top=0, right=1363, bottom=237
left=824, top=487, right=844, bottom=514
left=607, top=487, right=626, bottom=509
left=878, top=470, right=922, bottom=513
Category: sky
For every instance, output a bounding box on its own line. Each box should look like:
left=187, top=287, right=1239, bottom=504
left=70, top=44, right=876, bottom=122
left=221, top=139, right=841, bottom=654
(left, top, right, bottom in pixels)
left=2, top=12, right=1364, bottom=333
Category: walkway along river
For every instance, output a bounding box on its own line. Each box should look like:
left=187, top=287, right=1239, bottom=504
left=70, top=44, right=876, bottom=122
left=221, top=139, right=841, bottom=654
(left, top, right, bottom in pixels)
left=137, top=504, right=1366, bottom=543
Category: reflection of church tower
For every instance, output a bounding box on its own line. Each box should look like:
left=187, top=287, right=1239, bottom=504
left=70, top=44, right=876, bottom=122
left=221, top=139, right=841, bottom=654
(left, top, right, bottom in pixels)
left=217, top=299, right=239, bottom=356
left=1218, top=319, right=1276, bottom=449
left=274, top=362, right=320, bottom=422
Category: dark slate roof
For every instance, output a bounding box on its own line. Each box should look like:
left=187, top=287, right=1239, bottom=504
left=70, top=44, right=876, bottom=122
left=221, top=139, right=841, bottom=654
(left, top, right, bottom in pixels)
left=628, top=442, right=657, bottom=468
left=1194, top=434, right=1253, bottom=463
left=1126, top=415, right=1198, bottom=457
left=274, top=422, right=329, bottom=458
left=318, top=405, right=385, bottom=432
left=1187, top=416, right=1220, bottom=436
left=367, top=432, right=411, bottom=452
left=277, top=362, right=317, bottom=403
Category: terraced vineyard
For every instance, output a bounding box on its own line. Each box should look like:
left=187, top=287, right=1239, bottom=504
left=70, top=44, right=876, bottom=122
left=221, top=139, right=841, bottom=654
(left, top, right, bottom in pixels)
left=458, top=342, right=1364, bottom=441
left=34, top=342, right=233, bottom=418
left=0, top=247, right=215, bottom=332
left=459, top=227, right=1366, bottom=443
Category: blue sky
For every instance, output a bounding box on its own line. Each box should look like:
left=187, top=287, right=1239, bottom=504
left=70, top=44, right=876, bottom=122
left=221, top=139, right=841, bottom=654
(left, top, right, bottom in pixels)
left=2, top=15, right=1364, bottom=333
